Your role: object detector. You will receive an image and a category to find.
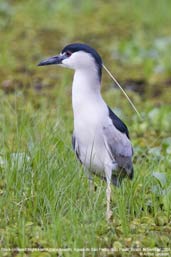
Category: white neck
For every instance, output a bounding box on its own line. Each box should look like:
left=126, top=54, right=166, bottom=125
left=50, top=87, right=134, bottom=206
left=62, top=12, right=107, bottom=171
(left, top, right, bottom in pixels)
left=72, top=68, right=102, bottom=112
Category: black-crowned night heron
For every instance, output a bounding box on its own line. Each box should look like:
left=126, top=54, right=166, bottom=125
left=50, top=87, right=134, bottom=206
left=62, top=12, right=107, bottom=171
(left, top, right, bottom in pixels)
left=38, top=43, right=134, bottom=220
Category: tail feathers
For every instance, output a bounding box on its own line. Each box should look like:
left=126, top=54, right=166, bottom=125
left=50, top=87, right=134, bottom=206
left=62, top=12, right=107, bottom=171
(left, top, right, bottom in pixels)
left=128, top=167, right=134, bottom=180
left=111, top=166, right=134, bottom=187
left=112, top=175, right=122, bottom=187
left=122, top=161, right=134, bottom=180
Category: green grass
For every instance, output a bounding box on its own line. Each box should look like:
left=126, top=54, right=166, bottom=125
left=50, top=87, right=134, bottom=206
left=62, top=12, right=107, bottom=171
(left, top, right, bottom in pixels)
left=0, top=84, right=171, bottom=257
left=0, top=0, right=171, bottom=256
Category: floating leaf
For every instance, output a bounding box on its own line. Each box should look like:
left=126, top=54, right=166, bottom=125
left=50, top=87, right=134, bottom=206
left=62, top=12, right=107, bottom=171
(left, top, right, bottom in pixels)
left=151, top=185, right=163, bottom=196
left=152, top=172, right=167, bottom=187
left=148, top=147, right=161, bottom=157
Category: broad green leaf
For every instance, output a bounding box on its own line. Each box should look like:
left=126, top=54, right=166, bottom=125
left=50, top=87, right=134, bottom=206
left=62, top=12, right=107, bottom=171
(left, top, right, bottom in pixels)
left=152, top=172, right=167, bottom=187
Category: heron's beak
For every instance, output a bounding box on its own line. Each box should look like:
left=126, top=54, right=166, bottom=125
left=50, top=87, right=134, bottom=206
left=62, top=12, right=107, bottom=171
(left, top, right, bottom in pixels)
left=37, top=54, right=66, bottom=66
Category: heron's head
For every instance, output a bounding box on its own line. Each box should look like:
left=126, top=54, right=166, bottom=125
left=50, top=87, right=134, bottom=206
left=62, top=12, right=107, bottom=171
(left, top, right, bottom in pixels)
left=38, top=43, right=102, bottom=79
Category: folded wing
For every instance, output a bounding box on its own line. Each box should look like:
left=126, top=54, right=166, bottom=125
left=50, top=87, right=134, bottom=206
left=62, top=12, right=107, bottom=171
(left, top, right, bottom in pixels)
left=103, top=107, right=134, bottom=179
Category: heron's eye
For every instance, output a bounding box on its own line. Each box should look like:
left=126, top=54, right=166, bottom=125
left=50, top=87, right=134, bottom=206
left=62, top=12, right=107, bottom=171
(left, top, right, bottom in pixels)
left=66, top=51, right=72, bottom=57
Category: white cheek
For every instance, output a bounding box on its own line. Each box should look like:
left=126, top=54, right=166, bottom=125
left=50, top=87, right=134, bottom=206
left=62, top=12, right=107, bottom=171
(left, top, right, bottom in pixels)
left=61, top=58, right=74, bottom=69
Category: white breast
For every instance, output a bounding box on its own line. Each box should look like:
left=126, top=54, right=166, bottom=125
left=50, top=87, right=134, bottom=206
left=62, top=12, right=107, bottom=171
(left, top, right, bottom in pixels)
left=72, top=69, right=114, bottom=174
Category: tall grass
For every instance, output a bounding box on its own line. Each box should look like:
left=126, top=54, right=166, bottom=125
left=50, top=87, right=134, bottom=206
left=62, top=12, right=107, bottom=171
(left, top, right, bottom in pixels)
left=0, top=0, right=171, bottom=256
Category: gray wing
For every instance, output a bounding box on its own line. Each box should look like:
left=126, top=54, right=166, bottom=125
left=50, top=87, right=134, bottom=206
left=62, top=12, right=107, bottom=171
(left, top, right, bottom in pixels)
left=72, top=133, right=82, bottom=164
left=103, top=118, right=134, bottom=180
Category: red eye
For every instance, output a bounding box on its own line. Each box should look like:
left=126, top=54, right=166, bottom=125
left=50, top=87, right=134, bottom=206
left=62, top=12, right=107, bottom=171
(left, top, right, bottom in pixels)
left=66, top=51, right=72, bottom=57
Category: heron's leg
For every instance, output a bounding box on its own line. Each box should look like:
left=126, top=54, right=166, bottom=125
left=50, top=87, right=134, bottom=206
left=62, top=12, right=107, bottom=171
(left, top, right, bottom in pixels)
left=105, top=168, right=112, bottom=221
left=88, top=172, right=94, bottom=191
left=84, top=167, right=95, bottom=191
